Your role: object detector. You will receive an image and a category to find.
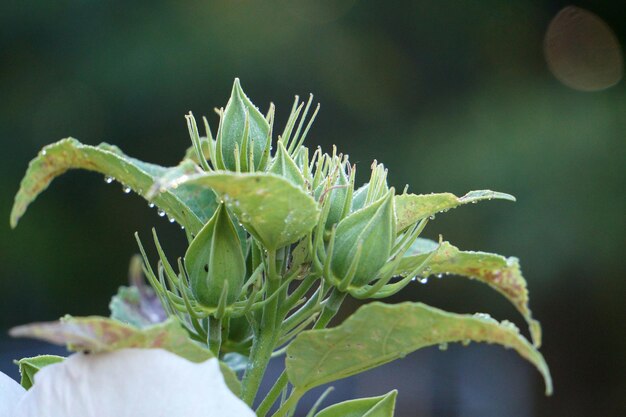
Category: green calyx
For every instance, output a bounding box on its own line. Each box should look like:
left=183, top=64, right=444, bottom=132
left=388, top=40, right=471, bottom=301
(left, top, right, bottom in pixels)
left=185, top=203, right=246, bottom=308
left=330, top=188, right=396, bottom=287
left=219, top=78, right=271, bottom=171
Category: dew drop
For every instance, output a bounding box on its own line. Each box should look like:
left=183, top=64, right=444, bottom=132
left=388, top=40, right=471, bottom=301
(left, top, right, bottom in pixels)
left=122, top=185, right=132, bottom=194
left=418, top=277, right=429, bottom=284
left=104, top=176, right=114, bottom=184
left=180, top=225, right=185, bottom=230
left=438, top=342, right=448, bottom=351
left=148, top=203, right=155, bottom=208
left=462, top=339, right=471, bottom=347
left=474, top=312, right=493, bottom=321
left=157, top=209, right=166, bottom=217
left=168, top=216, right=176, bottom=223
left=41, top=150, right=47, bottom=156
left=429, top=214, right=436, bottom=220
left=436, top=273, right=443, bottom=279
left=471, top=200, right=478, bottom=204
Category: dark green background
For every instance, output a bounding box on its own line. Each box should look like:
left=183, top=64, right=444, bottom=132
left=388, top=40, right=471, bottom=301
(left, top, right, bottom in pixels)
left=0, top=1, right=624, bottom=416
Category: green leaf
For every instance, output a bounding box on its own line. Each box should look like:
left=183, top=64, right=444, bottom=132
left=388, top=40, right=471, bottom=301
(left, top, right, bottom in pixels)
left=286, top=302, right=552, bottom=395
left=10, top=138, right=218, bottom=235
left=220, top=79, right=270, bottom=170
left=9, top=315, right=242, bottom=396
left=396, top=240, right=541, bottom=346
left=314, top=391, right=397, bottom=417
left=165, top=172, right=320, bottom=250
left=394, top=190, right=516, bottom=232
left=15, top=355, right=65, bottom=389
left=220, top=364, right=242, bottom=397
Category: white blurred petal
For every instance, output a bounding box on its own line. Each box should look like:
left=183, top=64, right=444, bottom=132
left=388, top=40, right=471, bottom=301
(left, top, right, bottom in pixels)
left=14, top=348, right=254, bottom=417
left=0, top=370, right=25, bottom=416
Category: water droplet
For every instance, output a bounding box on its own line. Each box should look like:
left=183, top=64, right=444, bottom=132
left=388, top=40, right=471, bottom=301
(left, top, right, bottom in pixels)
left=157, top=209, right=166, bottom=217
left=500, top=320, right=519, bottom=333
left=122, top=185, right=132, bottom=194
left=474, top=312, right=493, bottom=321
left=429, top=214, right=436, bottom=220
left=462, top=339, right=471, bottom=347
left=436, top=273, right=443, bottom=279
left=41, top=150, right=47, bottom=156
left=438, top=342, right=448, bottom=351
left=418, top=277, right=429, bottom=284
left=471, top=200, right=478, bottom=204
left=148, top=203, right=155, bottom=208
left=168, top=216, right=175, bottom=223
left=180, top=225, right=185, bottom=230
left=104, top=176, right=114, bottom=184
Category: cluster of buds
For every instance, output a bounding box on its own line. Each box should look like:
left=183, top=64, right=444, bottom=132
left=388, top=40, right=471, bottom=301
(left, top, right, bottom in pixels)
left=9, top=78, right=550, bottom=410
left=135, top=79, right=520, bottom=360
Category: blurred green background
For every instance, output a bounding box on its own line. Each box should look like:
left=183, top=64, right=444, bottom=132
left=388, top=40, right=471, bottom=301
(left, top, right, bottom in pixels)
left=0, top=1, right=624, bottom=416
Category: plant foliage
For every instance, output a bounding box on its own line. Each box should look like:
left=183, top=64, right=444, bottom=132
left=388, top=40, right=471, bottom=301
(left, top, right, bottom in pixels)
left=10, top=79, right=551, bottom=416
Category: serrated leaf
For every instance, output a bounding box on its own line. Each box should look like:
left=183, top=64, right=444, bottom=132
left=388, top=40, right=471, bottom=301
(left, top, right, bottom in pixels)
left=394, top=190, right=516, bottom=232
left=10, top=139, right=219, bottom=235
left=396, top=239, right=541, bottom=346
left=165, top=172, right=320, bottom=250
left=286, top=302, right=552, bottom=395
left=314, top=391, right=397, bottom=417
left=15, top=355, right=65, bottom=390
left=9, top=316, right=241, bottom=396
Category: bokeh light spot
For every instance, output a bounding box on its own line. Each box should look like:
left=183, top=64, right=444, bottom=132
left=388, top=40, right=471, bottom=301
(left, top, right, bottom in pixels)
left=544, top=6, right=623, bottom=91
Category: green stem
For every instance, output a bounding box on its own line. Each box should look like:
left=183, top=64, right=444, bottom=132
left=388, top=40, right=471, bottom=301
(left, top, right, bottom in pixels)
left=271, top=389, right=304, bottom=417
left=208, top=316, right=222, bottom=356
left=241, top=250, right=282, bottom=406
left=314, top=289, right=346, bottom=329
left=256, top=371, right=288, bottom=417
left=265, top=289, right=347, bottom=417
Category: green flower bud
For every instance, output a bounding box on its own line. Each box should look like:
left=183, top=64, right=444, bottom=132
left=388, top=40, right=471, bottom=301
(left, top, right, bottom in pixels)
left=325, top=167, right=351, bottom=228
left=184, top=203, right=246, bottom=308
left=268, top=141, right=306, bottom=187
left=331, top=189, right=395, bottom=287
left=219, top=79, right=270, bottom=171
left=351, top=183, right=369, bottom=211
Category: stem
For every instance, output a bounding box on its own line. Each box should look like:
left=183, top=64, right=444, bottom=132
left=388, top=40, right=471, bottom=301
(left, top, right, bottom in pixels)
left=265, top=289, right=347, bottom=417
left=241, top=250, right=282, bottom=406
left=256, top=371, right=288, bottom=417
left=313, top=289, right=346, bottom=329
left=208, top=316, right=222, bottom=356
left=271, top=389, right=304, bottom=417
